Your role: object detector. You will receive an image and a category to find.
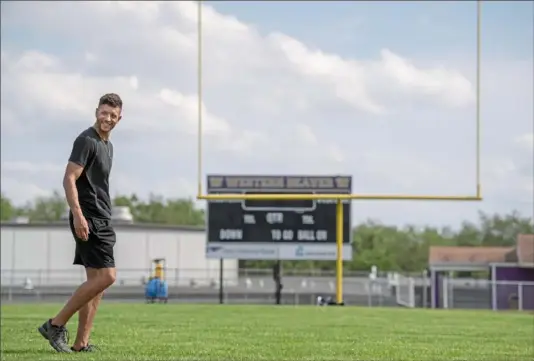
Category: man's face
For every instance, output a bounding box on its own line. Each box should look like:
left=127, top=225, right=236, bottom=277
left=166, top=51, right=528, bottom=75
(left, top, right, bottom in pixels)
left=95, top=104, right=122, bottom=133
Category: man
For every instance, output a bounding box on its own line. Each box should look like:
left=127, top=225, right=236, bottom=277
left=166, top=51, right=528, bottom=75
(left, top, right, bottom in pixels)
left=38, top=93, right=123, bottom=353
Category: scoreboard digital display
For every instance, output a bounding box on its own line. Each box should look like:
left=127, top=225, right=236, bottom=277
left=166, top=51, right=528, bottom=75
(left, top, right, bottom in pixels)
left=205, top=175, right=353, bottom=261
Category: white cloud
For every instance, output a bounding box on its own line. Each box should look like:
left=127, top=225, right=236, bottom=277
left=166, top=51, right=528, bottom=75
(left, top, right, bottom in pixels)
left=516, top=133, right=533, bottom=150
left=2, top=161, right=63, bottom=175
left=157, top=88, right=230, bottom=135
left=84, top=52, right=98, bottom=64
left=295, top=124, right=318, bottom=145
left=0, top=177, right=53, bottom=204
left=327, top=145, right=345, bottom=164
left=0, top=1, right=532, bottom=226
left=129, top=76, right=139, bottom=91
left=379, top=49, right=475, bottom=108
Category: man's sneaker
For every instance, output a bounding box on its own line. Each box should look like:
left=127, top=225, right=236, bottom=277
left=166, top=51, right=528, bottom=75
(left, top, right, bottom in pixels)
left=37, top=319, right=72, bottom=353
left=71, top=344, right=99, bottom=352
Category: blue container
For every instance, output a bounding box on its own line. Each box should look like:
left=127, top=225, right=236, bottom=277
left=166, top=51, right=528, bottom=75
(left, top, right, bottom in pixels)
left=145, top=278, right=168, bottom=301
left=156, top=279, right=168, bottom=299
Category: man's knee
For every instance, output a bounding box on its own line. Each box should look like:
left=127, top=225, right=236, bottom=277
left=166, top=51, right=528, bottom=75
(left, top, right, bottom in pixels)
left=98, top=268, right=116, bottom=288
left=87, top=267, right=116, bottom=289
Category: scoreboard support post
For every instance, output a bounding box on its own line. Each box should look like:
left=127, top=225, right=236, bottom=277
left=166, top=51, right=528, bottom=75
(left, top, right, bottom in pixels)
left=219, top=259, right=224, bottom=304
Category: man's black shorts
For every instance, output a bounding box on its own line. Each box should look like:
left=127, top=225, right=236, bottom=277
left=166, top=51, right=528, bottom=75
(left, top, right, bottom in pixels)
left=69, top=214, right=116, bottom=269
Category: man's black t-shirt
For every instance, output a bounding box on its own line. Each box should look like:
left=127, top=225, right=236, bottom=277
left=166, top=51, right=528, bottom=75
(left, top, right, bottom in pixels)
left=68, top=127, right=114, bottom=220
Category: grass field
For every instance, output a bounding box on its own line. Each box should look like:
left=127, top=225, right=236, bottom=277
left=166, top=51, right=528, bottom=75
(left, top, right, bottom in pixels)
left=1, top=303, right=532, bottom=361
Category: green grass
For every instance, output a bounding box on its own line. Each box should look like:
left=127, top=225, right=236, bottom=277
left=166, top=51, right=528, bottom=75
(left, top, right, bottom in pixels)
left=1, top=303, right=532, bottom=361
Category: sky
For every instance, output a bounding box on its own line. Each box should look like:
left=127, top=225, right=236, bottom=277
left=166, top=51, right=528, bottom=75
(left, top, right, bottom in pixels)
left=1, top=1, right=532, bottom=229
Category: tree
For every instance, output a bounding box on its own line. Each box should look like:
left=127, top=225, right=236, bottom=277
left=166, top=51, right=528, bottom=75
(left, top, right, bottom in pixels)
left=1, top=193, right=18, bottom=221
left=113, top=193, right=205, bottom=226
left=2, top=191, right=532, bottom=272
left=1, top=192, right=206, bottom=226
left=477, top=211, right=533, bottom=247
left=25, top=191, right=67, bottom=222
left=242, top=211, right=533, bottom=272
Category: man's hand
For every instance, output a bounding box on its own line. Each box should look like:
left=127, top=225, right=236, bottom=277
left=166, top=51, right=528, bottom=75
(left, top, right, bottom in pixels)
left=73, top=213, right=89, bottom=241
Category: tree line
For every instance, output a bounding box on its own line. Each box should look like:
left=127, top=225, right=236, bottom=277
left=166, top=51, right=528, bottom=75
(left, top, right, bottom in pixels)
left=1, top=192, right=532, bottom=272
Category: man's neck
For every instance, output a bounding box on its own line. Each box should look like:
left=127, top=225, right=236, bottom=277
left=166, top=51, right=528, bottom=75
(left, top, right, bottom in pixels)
left=92, top=124, right=110, bottom=141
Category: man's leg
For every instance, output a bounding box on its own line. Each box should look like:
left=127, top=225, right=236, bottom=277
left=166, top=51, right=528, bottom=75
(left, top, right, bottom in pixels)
left=51, top=267, right=115, bottom=327
left=73, top=291, right=103, bottom=350
left=72, top=268, right=111, bottom=351
left=39, top=267, right=115, bottom=353
left=39, top=218, right=116, bottom=353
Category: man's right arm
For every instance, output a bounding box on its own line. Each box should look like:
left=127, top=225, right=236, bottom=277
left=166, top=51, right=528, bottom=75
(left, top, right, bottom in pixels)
left=63, top=136, right=94, bottom=218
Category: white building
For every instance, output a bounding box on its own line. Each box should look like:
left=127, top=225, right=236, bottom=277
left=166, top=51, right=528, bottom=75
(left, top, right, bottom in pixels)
left=0, top=221, right=238, bottom=287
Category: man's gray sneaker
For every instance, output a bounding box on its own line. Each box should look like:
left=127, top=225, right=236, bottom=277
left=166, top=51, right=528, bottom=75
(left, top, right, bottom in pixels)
left=71, top=344, right=100, bottom=352
left=37, top=319, right=72, bottom=353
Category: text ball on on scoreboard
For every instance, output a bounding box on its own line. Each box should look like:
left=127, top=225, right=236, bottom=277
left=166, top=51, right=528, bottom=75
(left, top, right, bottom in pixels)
left=271, top=229, right=328, bottom=242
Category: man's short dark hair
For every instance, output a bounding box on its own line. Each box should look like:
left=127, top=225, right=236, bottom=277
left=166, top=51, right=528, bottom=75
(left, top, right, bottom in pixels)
left=98, top=93, right=123, bottom=109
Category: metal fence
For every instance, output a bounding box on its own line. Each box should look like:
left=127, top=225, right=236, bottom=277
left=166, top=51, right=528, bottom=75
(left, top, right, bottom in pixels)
left=1, top=268, right=402, bottom=306
left=442, top=278, right=534, bottom=311
left=396, top=275, right=534, bottom=311
left=1, top=268, right=532, bottom=310
left=1, top=267, right=234, bottom=287
left=1, top=267, right=407, bottom=287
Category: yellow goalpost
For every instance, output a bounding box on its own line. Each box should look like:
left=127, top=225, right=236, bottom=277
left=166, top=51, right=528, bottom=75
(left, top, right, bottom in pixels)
left=194, top=1, right=483, bottom=305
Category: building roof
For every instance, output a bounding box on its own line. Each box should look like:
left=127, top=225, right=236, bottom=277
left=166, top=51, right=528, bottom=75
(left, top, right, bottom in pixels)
left=429, top=246, right=512, bottom=266
left=0, top=221, right=205, bottom=233
left=428, top=234, right=534, bottom=268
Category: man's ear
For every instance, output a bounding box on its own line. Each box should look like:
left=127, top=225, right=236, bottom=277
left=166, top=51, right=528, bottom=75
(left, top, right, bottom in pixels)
left=95, top=108, right=99, bottom=118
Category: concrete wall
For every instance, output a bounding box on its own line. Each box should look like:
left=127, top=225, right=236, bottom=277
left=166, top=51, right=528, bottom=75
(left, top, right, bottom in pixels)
left=0, top=223, right=238, bottom=286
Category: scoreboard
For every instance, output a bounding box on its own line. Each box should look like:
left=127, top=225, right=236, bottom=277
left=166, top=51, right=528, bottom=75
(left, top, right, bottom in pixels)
left=205, top=175, right=353, bottom=261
